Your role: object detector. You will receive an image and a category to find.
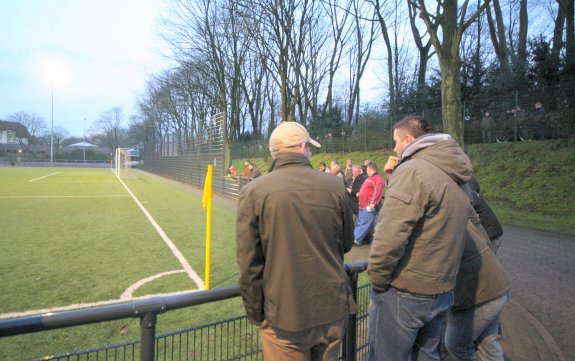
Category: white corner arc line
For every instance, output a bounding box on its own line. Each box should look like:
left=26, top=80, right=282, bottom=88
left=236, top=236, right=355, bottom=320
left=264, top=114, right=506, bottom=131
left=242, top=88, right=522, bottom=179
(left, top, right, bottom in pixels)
left=115, top=172, right=205, bottom=290
left=120, top=270, right=186, bottom=299
left=0, top=289, right=202, bottom=320
left=29, top=172, right=60, bottom=182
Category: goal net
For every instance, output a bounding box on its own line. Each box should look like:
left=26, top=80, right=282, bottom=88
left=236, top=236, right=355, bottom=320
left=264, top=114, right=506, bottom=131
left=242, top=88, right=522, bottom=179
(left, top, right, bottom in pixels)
left=114, top=148, right=140, bottom=178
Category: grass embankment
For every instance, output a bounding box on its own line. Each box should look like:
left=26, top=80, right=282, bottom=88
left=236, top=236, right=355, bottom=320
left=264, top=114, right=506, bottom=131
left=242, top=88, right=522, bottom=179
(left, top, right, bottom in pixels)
left=233, top=139, right=575, bottom=236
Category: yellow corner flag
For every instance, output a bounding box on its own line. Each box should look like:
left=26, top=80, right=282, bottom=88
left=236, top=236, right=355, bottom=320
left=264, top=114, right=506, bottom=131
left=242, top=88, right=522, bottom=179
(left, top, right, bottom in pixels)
left=203, top=165, right=213, bottom=290
left=202, top=164, right=213, bottom=209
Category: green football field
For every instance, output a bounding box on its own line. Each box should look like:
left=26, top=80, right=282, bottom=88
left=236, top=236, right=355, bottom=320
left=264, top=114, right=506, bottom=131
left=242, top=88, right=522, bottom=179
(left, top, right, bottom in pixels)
left=0, top=166, right=241, bottom=359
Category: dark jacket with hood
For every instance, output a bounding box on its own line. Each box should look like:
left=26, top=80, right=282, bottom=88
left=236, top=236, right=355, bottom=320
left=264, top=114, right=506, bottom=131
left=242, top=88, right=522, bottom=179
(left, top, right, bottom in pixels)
left=349, top=173, right=367, bottom=214
left=368, top=134, right=473, bottom=295
left=469, top=177, right=503, bottom=241
left=236, top=152, right=355, bottom=331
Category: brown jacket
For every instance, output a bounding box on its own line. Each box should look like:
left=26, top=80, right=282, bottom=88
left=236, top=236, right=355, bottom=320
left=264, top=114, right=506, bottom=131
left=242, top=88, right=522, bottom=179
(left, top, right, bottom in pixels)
left=368, top=134, right=473, bottom=294
left=236, top=153, right=355, bottom=331
left=453, top=213, right=511, bottom=310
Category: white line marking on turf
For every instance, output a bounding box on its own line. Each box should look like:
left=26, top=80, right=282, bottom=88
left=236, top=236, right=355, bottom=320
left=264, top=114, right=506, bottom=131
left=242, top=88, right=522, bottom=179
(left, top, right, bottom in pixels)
left=120, top=270, right=185, bottom=299
left=29, top=172, right=60, bottom=182
left=115, top=172, right=205, bottom=290
left=0, top=289, right=201, bottom=320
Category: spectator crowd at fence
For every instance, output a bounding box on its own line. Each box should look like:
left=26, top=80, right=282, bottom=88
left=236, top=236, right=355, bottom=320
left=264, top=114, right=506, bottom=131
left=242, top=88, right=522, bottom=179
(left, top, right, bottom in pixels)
left=234, top=117, right=511, bottom=361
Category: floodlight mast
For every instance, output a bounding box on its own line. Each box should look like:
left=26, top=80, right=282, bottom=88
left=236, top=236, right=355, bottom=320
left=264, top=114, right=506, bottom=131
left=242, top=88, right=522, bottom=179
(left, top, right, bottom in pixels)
left=50, top=83, right=54, bottom=165
left=83, top=118, right=86, bottom=162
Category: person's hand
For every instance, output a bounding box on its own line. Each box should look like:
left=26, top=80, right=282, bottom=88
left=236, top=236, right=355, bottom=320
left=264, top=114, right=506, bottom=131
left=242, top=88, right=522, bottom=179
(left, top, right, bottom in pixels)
left=384, top=156, right=400, bottom=175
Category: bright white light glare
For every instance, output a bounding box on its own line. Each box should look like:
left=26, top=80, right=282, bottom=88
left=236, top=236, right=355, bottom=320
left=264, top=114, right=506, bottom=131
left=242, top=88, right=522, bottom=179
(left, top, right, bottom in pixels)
left=41, top=56, right=70, bottom=87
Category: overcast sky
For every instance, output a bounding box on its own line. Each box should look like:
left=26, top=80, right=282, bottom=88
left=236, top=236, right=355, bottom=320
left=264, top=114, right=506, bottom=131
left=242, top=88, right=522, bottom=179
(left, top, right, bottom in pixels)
left=0, top=0, right=168, bottom=137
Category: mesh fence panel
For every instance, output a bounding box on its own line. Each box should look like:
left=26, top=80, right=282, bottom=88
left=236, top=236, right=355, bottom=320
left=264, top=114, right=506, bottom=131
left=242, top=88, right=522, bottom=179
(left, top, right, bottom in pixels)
left=40, top=284, right=372, bottom=361
left=140, top=113, right=244, bottom=199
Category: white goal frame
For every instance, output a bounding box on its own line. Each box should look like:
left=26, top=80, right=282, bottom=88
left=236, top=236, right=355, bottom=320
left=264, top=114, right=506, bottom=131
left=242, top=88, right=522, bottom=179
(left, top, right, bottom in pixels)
left=114, top=148, right=139, bottom=178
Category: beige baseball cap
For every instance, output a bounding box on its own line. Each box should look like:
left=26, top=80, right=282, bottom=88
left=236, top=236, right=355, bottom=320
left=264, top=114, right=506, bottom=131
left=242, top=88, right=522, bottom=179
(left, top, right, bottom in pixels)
left=269, top=122, right=321, bottom=155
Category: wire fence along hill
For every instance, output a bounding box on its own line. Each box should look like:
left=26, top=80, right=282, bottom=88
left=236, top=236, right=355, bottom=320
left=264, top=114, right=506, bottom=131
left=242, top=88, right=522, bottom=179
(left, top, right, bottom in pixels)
left=232, top=105, right=573, bottom=159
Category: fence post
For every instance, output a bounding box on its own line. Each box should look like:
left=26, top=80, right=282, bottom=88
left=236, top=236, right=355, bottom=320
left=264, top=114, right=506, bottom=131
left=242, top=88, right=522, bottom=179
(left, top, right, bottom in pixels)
left=343, top=269, right=359, bottom=361
left=140, top=312, right=157, bottom=361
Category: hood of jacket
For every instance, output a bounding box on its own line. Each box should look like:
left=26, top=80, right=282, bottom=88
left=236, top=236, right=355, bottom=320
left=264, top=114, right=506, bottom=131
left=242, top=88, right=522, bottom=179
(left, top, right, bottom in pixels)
left=399, top=133, right=472, bottom=185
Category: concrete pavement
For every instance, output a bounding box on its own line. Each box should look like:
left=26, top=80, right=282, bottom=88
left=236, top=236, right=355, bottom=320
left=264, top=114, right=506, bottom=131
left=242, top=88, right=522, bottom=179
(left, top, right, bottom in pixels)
left=347, top=243, right=567, bottom=361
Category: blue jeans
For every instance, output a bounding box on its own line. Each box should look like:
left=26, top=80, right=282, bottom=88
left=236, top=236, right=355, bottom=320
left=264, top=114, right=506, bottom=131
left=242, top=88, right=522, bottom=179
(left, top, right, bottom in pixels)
left=368, top=287, right=454, bottom=361
left=354, top=209, right=378, bottom=244
left=445, top=290, right=510, bottom=361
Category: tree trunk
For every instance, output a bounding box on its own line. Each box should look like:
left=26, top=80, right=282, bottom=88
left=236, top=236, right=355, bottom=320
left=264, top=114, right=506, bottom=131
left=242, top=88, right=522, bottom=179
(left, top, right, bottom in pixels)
left=375, top=1, right=396, bottom=116
left=440, top=57, right=464, bottom=144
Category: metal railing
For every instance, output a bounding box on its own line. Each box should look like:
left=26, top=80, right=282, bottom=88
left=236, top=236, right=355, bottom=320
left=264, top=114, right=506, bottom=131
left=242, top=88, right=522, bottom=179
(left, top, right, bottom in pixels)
left=0, top=261, right=369, bottom=361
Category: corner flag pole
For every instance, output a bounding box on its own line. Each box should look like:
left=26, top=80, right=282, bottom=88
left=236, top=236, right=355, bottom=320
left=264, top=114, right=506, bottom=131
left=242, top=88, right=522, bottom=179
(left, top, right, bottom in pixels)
left=202, top=164, right=213, bottom=290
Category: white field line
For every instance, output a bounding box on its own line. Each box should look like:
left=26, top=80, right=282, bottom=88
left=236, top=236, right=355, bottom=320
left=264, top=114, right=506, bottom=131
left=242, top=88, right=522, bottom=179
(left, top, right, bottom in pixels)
left=120, top=270, right=185, bottom=299
left=115, top=172, right=205, bottom=290
left=0, top=171, right=206, bottom=320
left=29, top=171, right=60, bottom=182
left=0, top=288, right=201, bottom=320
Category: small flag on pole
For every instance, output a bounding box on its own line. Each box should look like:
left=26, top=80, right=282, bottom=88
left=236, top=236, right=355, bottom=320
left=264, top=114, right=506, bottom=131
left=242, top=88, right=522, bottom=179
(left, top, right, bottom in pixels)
left=203, top=165, right=213, bottom=290
left=203, top=165, right=213, bottom=209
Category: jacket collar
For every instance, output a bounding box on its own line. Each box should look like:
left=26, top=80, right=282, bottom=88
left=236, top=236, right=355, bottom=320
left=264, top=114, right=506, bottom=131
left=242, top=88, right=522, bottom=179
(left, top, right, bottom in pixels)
left=269, top=153, right=313, bottom=172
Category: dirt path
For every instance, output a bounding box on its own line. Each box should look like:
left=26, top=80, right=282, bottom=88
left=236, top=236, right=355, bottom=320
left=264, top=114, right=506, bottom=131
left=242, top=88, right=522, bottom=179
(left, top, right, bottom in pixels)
left=497, top=226, right=575, bottom=357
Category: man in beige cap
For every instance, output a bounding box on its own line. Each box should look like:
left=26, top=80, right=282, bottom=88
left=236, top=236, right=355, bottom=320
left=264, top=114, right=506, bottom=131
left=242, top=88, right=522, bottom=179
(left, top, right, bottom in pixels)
left=236, top=121, right=355, bottom=361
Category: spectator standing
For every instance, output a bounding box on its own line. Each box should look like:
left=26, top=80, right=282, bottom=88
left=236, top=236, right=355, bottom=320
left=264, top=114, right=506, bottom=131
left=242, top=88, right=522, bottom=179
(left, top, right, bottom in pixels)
left=330, top=160, right=344, bottom=178
left=361, top=159, right=372, bottom=178
left=319, top=161, right=329, bottom=173
left=347, top=165, right=367, bottom=223
left=344, top=159, right=353, bottom=186
left=242, top=162, right=251, bottom=178
left=368, top=115, right=473, bottom=360
left=227, top=166, right=238, bottom=178
left=481, top=111, right=494, bottom=143
left=236, top=121, right=355, bottom=361
left=245, top=160, right=262, bottom=179
left=469, top=176, right=504, bottom=252
left=353, top=162, right=384, bottom=246
left=533, top=101, right=546, bottom=140
left=445, top=213, right=511, bottom=361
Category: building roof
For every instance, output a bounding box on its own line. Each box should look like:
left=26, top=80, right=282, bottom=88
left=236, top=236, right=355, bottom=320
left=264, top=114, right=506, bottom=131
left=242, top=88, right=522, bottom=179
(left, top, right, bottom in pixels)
left=0, top=120, right=30, bottom=138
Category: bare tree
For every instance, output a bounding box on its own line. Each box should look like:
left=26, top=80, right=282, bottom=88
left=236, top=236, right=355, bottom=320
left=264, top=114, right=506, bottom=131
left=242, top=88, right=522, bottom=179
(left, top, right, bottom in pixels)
left=240, top=0, right=309, bottom=122
left=347, top=0, right=377, bottom=126
left=161, top=0, right=250, bottom=164
left=371, top=0, right=397, bottom=116
left=408, top=0, right=436, bottom=109
left=416, top=0, right=490, bottom=145
left=321, top=0, right=354, bottom=114
left=50, top=125, right=69, bottom=152
left=93, top=107, right=124, bottom=151
left=554, top=0, right=575, bottom=111
left=485, top=0, right=528, bottom=83
left=8, top=111, right=46, bottom=153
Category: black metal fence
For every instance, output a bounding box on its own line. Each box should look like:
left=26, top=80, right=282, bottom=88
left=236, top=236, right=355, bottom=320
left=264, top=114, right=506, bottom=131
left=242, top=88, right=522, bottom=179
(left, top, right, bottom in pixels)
left=0, top=262, right=370, bottom=361
left=138, top=112, right=245, bottom=198
left=231, top=110, right=572, bottom=160
left=140, top=155, right=249, bottom=200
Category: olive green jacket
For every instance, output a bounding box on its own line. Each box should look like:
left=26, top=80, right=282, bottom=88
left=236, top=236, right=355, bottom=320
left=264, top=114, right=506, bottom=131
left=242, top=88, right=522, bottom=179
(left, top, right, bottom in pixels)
left=453, top=213, right=511, bottom=310
left=368, top=134, right=473, bottom=294
left=236, top=153, right=355, bottom=332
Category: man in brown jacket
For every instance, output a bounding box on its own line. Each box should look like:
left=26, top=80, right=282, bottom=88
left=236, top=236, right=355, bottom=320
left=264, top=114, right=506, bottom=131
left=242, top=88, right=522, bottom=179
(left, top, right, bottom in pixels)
left=236, top=121, right=355, bottom=361
left=368, top=115, right=473, bottom=360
